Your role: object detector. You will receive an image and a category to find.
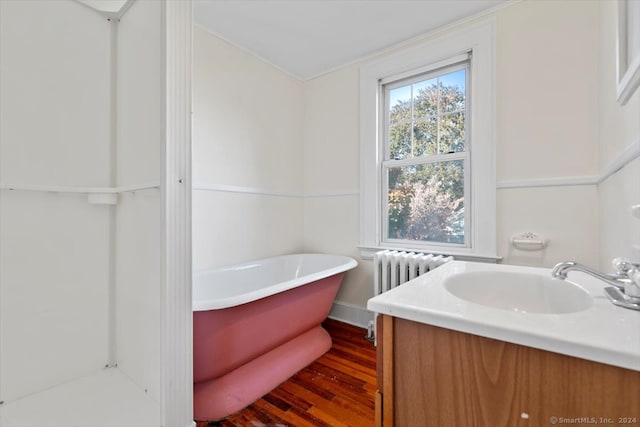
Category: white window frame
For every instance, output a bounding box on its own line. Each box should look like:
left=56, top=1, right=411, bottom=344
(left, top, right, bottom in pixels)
left=382, top=58, right=471, bottom=249
left=359, top=19, right=497, bottom=261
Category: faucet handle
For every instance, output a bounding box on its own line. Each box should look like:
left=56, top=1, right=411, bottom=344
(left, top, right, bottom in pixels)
left=611, top=258, right=640, bottom=298
left=612, top=257, right=639, bottom=275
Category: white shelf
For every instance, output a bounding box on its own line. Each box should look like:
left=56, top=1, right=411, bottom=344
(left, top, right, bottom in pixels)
left=0, top=368, right=161, bottom=427
left=0, top=182, right=160, bottom=204
left=0, top=182, right=160, bottom=194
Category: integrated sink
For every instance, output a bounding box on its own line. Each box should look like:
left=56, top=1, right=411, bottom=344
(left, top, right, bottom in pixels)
left=443, top=270, right=593, bottom=314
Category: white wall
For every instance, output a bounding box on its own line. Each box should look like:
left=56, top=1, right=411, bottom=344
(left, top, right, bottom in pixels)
left=494, top=0, right=600, bottom=268
left=0, top=1, right=111, bottom=186
left=0, top=0, right=111, bottom=402
left=597, top=0, right=640, bottom=267
left=301, top=65, right=364, bottom=305
left=115, top=0, right=162, bottom=403
left=192, top=27, right=305, bottom=271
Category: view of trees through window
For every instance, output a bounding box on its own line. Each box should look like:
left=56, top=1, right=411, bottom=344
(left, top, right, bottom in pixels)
left=385, top=66, right=467, bottom=245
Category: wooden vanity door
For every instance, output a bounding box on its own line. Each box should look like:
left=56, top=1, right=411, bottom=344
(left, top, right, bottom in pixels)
left=377, top=315, right=640, bottom=427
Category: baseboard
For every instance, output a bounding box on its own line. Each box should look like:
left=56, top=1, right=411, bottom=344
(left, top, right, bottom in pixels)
left=328, top=301, right=375, bottom=329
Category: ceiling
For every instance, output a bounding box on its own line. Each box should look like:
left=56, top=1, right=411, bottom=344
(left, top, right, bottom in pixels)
left=194, top=0, right=508, bottom=80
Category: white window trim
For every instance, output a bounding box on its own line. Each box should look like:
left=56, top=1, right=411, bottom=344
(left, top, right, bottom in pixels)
left=359, top=18, right=497, bottom=261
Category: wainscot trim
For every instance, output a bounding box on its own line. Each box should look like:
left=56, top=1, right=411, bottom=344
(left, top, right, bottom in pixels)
left=192, top=182, right=358, bottom=198
left=193, top=139, right=639, bottom=196
left=497, top=138, right=639, bottom=189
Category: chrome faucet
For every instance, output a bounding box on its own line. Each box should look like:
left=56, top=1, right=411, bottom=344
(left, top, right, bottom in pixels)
left=551, top=258, right=640, bottom=311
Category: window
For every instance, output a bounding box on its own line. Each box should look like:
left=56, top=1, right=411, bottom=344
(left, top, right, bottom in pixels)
left=360, top=20, right=497, bottom=260
left=383, top=60, right=469, bottom=247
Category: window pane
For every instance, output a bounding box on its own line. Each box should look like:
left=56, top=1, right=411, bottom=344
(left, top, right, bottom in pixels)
left=389, top=123, right=412, bottom=160
left=439, top=112, right=465, bottom=153
left=386, top=66, right=467, bottom=161
left=440, top=68, right=466, bottom=113
left=388, top=85, right=412, bottom=160
left=387, top=160, right=464, bottom=244
left=413, top=117, right=437, bottom=156
left=413, top=78, right=438, bottom=118
left=388, top=86, right=411, bottom=125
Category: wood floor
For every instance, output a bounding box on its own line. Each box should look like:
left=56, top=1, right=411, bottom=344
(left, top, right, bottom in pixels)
left=195, top=319, right=377, bottom=427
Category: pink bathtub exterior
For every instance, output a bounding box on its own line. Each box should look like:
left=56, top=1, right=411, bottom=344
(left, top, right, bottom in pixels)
left=192, top=254, right=355, bottom=421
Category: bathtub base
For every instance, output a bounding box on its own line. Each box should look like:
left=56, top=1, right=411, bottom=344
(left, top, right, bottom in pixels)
left=193, top=325, right=332, bottom=421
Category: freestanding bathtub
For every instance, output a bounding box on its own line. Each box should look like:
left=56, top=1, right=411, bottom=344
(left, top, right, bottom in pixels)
left=192, top=253, right=357, bottom=421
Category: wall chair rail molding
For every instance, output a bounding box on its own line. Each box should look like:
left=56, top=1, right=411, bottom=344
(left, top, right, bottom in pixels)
left=192, top=182, right=304, bottom=198
left=597, top=137, right=640, bottom=184
left=496, top=138, right=640, bottom=190
left=496, top=176, right=598, bottom=190
left=617, top=0, right=640, bottom=105
left=303, top=190, right=360, bottom=198
left=192, top=182, right=359, bottom=199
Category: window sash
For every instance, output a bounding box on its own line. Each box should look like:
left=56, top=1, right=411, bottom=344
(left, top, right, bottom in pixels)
left=381, top=153, right=471, bottom=248
left=382, top=151, right=466, bottom=168
left=381, top=61, right=471, bottom=249
left=382, top=60, right=470, bottom=161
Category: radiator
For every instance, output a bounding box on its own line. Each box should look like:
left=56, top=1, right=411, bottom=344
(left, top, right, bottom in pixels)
left=373, top=250, right=453, bottom=296
left=368, top=250, right=453, bottom=344
left=365, top=250, right=453, bottom=345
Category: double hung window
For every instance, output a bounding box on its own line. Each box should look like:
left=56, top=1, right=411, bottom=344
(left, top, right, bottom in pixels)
left=382, top=57, right=469, bottom=247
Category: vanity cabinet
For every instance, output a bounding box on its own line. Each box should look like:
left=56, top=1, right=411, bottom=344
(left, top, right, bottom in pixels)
left=376, top=314, right=640, bottom=427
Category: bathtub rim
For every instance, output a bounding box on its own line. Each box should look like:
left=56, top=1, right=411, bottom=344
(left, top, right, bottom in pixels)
left=192, top=253, right=357, bottom=311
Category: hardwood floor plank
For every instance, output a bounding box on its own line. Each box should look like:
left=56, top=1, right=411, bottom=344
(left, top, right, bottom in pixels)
left=287, top=405, right=339, bottom=427
left=195, top=319, right=376, bottom=426
left=299, top=369, right=375, bottom=411
left=332, top=393, right=376, bottom=420
left=262, top=392, right=293, bottom=412
left=305, top=386, right=375, bottom=427
left=314, top=356, right=377, bottom=385
left=329, top=347, right=376, bottom=371
left=270, top=386, right=314, bottom=412
left=244, top=405, right=277, bottom=424
left=304, top=362, right=367, bottom=390
left=252, top=398, right=318, bottom=427
left=305, top=406, right=352, bottom=427
left=289, top=371, right=338, bottom=401
left=278, top=380, right=334, bottom=408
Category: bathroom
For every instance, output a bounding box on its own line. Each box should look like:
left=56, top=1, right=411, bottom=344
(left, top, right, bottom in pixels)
left=0, top=0, right=638, bottom=426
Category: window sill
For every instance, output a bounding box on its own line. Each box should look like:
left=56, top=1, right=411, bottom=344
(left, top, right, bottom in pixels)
left=358, top=245, right=501, bottom=263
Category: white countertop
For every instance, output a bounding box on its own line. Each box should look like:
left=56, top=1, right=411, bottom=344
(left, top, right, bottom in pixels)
left=367, top=261, right=640, bottom=371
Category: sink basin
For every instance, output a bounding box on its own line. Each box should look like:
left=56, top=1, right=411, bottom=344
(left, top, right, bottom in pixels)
left=443, top=271, right=593, bottom=314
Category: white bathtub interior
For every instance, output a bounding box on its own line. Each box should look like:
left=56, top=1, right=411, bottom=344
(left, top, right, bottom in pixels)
left=0, top=0, right=163, bottom=425
left=193, top=254, right=358, bottom=310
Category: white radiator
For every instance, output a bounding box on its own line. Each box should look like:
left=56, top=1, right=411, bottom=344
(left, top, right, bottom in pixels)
left=368, top=250, right=453, bottom=344
left=373, top=250, right=453, bottom=296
